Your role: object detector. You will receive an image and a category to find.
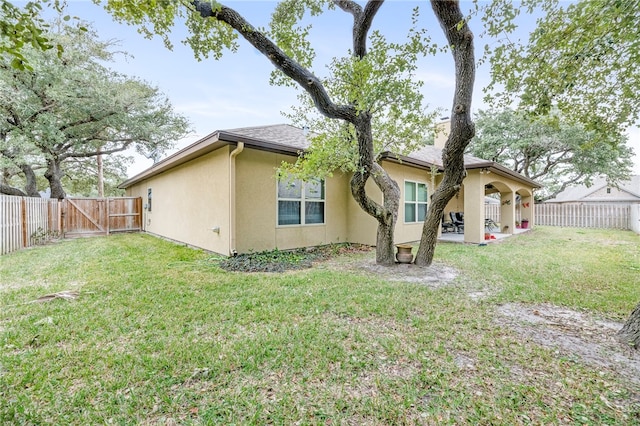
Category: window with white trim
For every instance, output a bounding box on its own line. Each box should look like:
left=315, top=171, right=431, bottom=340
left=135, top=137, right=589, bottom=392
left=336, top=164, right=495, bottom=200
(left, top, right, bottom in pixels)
left=277, top=178, right=325, bottom=225
left=404, top=181, right=428, bottom=223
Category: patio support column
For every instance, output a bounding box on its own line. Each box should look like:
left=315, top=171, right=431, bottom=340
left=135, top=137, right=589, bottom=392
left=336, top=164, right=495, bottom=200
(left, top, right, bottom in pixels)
left=463, top=171, right=485, bottom=244
left=500, top=191, right=516, bottom=234
left=521, top=193, right=533, bottom=228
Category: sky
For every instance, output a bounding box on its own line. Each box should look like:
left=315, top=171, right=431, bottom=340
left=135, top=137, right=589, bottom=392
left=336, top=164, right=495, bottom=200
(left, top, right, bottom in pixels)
left=44, top=1, right=640, bottom=177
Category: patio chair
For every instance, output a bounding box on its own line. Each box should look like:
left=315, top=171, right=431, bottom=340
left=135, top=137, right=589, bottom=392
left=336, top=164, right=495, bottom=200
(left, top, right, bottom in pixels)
left=485, top=218, right=498, bottom=231
left=441, top=214, right=456, bottom=233
left=450, top=211, right=464, bottom=233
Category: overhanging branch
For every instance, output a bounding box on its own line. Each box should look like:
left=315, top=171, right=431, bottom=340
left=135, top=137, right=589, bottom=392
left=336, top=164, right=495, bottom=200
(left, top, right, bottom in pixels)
left=192, top=0, right=354, bottom=122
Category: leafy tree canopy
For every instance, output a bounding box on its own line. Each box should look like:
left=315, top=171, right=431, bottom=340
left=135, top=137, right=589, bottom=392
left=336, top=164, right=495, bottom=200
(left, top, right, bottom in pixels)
left=0, top=20, right=191, bottom=198
left=279, top=10, right=438, bottom=182
left=469, top=109, right=634, bottom=200
left=483, top=0, right=640, bottom=136
left=0, top=0, right=82, bottom=69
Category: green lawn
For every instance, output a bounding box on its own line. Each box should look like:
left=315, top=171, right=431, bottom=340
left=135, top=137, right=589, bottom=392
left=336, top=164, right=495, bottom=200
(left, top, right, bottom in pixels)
left=1, top=227, right=639, bottom=424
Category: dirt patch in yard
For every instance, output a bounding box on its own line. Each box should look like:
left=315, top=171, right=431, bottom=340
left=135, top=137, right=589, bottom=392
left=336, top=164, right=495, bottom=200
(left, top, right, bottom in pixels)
left=347, top=260, right=459, bottom=287
left=320, top=247, right=459, bottom=287
left=496, top=303, right=640, bottom=385
left=223, top=244, right=460, bottom=288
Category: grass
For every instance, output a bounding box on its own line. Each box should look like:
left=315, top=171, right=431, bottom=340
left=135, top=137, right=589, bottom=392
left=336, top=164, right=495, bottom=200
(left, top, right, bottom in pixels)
left=1, top=227, right=639, bottom=424
left=435, top=227, right=640, bottom=319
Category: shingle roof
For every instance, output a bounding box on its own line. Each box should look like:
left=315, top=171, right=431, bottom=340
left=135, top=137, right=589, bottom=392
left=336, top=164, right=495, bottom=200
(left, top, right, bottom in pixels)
left=222, top=124, right=491, bottom=169
left=397, top=145, right=489, bottom=168
left=548, top=175, right=640, bottom=202
left=222, top=124, right=310, bottom=151
left=120, top=123, right=541, bottom=189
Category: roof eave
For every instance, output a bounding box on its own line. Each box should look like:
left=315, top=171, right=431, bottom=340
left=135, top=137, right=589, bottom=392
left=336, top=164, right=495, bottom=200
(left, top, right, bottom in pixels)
left=380, top=152, right=542, bottom=189
left=118, top=130, right=305, bottom=189
left=464, top=162, right=543, bottom=189
left=379, top=152, right=442, bottom=171
left=217, top=131, right=303, bottom=156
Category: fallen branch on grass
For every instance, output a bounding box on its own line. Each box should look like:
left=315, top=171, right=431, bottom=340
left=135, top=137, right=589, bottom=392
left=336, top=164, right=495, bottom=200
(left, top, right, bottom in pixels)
left=29, top=290, right=80, bottom=303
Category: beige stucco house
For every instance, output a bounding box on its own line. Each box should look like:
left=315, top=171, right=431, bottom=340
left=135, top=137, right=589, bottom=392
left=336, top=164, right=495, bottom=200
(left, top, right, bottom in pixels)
left=119, top=123, right=541, bottom=256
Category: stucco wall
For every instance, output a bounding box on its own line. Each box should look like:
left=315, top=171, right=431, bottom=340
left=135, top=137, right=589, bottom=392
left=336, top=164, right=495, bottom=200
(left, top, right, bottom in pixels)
left=124, top=144, right=539, bottom=252
left=385, top=161, right=434, bottom=244
left=345, top=160, right=436, bottom=246
left=127, top=146, right=232, bottom=254
left=345, top=177, right=379, bottom=246
left=234, top=149, right=351, bottom=253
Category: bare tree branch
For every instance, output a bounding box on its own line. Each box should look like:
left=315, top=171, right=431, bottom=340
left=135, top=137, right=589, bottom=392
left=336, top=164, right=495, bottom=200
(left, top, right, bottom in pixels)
left=334, top=0, right=384, bottom=58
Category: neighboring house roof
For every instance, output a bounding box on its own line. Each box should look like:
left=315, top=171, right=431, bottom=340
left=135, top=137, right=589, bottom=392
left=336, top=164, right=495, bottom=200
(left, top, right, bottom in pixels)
left=120, top=124, right=541, bottom=189
left=546, top=175, right=640, bottom=203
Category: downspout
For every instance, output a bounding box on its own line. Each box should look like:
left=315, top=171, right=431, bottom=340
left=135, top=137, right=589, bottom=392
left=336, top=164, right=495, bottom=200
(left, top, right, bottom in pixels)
left=229, top=142, right=244, bottom=256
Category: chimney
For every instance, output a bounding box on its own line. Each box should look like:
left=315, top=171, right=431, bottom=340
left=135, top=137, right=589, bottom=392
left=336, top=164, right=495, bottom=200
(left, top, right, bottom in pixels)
left=434, top=118, right=450, bottom=149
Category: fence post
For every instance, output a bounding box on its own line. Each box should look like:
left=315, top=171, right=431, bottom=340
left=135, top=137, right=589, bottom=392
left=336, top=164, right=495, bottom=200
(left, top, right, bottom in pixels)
left=60, top=199, right=66, bottom=237
left=21, top=197, right=28, bottom=248
left=138, top=196, right=143, bottom=231
left=106, top=198, right=111, bottom=235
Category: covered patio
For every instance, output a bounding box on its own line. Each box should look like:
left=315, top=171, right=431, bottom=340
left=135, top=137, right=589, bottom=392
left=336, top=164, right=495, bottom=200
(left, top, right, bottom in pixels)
left=433, top=120, right=542, bottom=244
left=439, top=227, right=532, bottom=244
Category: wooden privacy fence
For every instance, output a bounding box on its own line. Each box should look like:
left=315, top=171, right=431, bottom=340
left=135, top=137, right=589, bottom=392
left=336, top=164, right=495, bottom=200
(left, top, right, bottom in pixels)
left=64, top=197, right=142, bottom=238
left=536, top=203, right=631, bottom=229
left=486, top=203, right=632, bottom=230
left=485, top=204, right=501, bottom=223
left=1, top=194, right=61, bottom=255
left=1, top=195, right=142, bottom=255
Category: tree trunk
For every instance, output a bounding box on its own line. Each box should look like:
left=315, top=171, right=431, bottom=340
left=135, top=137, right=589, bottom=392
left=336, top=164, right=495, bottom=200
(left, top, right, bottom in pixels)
left=414, top=0, right=476, bottom=266
left=618, top=302, right=640, bottom=350
left=97, top=151, right=104, bottom=197
left=0, top=183, right=27, bottom=196
left=45, top=159, right=66, bottom=199
left=20, top=164, right=40, bottom=197
left=350, top=162, right=399, bottom=265
left=0, top=148, right=40, bottom=197
left=371, top=163, right=399, bottom=265
left=349, top=121, right=400, bottom=266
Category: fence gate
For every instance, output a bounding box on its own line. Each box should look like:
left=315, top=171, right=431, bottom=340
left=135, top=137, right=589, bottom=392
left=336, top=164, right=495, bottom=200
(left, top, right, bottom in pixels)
left=63, top=197, right=142, bottom=238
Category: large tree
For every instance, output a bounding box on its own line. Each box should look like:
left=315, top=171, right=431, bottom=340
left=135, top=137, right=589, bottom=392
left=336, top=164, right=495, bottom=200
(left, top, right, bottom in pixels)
left=469, top=109, right=634, bottom=200
left=103, top=0, right=476, bottom=266
left=414, top=1, right=474, bottom=266
left=0, top=22, right=190, bottom=199
left=277, top=9, right=438, bottom=256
